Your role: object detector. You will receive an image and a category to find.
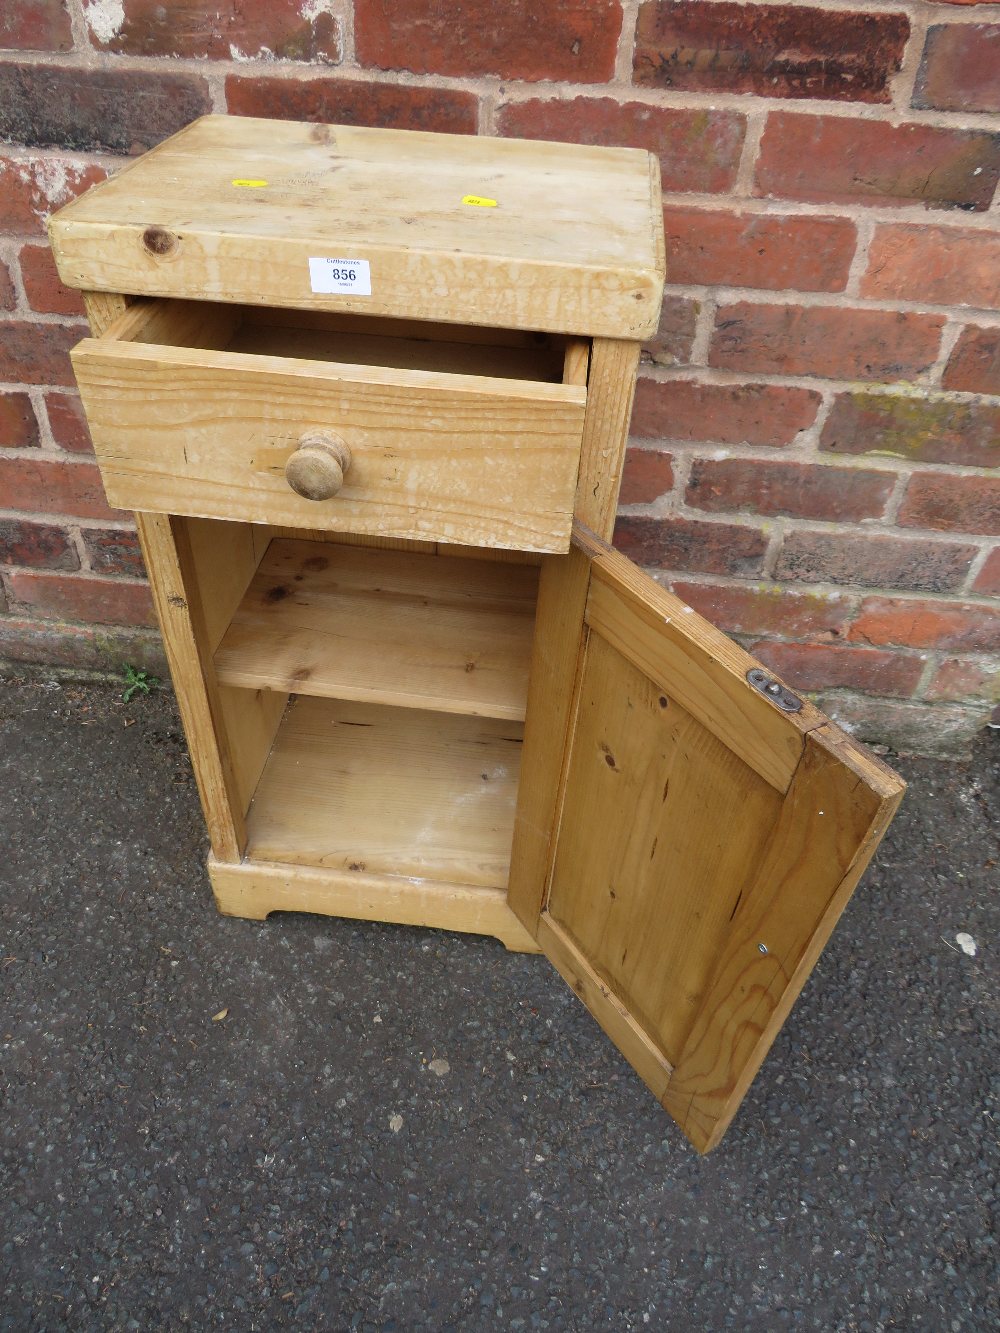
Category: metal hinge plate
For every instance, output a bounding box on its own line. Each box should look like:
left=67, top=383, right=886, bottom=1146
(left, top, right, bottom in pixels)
left=746, top=667, right=803, bottom=713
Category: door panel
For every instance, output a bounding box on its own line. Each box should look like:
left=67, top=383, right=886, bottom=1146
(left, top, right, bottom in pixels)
left=548, top=632, right=784, bottom=1064
left=510, top=526, right=905, bottom=1153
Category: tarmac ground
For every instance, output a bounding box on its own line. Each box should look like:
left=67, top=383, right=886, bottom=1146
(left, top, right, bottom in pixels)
left=1, top=677, right=997, bottom=1330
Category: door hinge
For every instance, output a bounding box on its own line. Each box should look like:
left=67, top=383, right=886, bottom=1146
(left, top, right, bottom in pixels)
left=746, top=667, right=803, bottom=713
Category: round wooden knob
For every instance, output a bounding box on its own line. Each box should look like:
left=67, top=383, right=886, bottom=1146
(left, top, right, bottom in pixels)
left=285, top=431, right=352, bottom=501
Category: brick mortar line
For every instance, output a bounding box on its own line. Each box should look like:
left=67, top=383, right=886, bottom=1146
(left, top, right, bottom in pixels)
left=617, top=485, right=998, bottom=548
left=0, top=236, right=31, bottom=316
left=204, top=67, right=229, bottom=116
left=643, top=566, right=1000, bottom=612
left=881, top=471, right=910, bottom=526
left=616, top=474, right=997, bottom=541
left=650, top=0, right=1000, bottom=18
left=5, top=48, right=1000, bottom=132
left=820, top=692, right=989, bottom=715
left=637, top=365, right=1000, bottom=399
left=844, top=216, right=877, bottom=299
left=336, top=0, right=356, bottom=66
left=27, top=386, right=57, bottom=449
left=961, top=545, right=994, bottom=595
left=0, top=46, right=498, bottom=98
left=637, top=363, right=1000, bottom=402
left=63, top=0, right=93, bottom=62
left=760, top=519, right=785, bottom=579
left=614, top=0, right=642, bottom=85
left=659, top=192, right=1000, bottom=231
left=662, top=283, right=1000, bottom=324
left=1, top=565, right=149, bottom=586
left=733, top=108, right=767, bottom=199
left=0, top=444, right=104, bottom=466
left=891, top=10, right=930, bottom=116
left=0, top=308, right=88, bottom=329
left=663, top=445, right=693, bottom=517
left=687, top=296, right=716, bottom=367
left=0, top=618, right=158, bottom=633
left=491, top=82, right=1000, bottom=132
left=801, top=385, right=836, bottom=452
left=638, top=436, right=1000, bottom=480
left=914, top=655, right=941, bottom=698
left=0, top=145, right=127, bottom=169
left=66, top=525, right=91, bottom=572
left=925, top=320, right=965, bottom=389
left=478, top=89, right=498, bottom=137
left=0, top=512, right=137, bottom=535
left=0, top=435, right=88, bottom=461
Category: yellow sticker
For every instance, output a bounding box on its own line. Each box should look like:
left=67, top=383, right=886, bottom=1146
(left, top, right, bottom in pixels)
left=462, top=195, right=497, bottom=207
left=232, top=178, right=268, bottom=188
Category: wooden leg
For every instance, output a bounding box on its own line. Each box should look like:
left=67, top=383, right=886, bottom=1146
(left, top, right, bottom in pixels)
left=136, top=513, right=247, bottom=862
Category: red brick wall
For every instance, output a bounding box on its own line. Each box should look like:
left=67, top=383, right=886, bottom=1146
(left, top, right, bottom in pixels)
left=1, top=0, right=998, bottom=752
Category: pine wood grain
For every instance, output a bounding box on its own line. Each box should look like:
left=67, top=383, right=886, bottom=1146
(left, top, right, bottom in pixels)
left=81, top=290, right=129, bottom=334
left=215, top=539, right=538, bottom=721
left=228, top=322, right=564, bottom=382
left=513, top=522, right=905, bottom=1152
left=71, top=306, right=587, bottom=552
left=574, top=340, right=641, bottom=539
left=246, top=697, right=524, bottom=889
left=51, top=116, right=665, bottom=338
left=536, top=913, right=675, bottom=1098
left=84, top=294, right=253, bottom=860
left=661, top=725, right=904, bottom=1152
left=506, top=545, right=592, bottom=930
left=547, top=633, right=784, bottom=1062
left=209, top=856, right=540, bottom=952
left=182, top=516, right=286, bottom=817
left=134, top=513, right=246, bottom=861
left=583, top=531, right=813, bottom=792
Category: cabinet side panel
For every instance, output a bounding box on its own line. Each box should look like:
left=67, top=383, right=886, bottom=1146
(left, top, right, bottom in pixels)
left=82, top=291, right=129, bottom=335
left=184, top=516, right=289, bottom=816
left=575, top=339, right=641, bottom=540
left=84, top=295, right=272, bottom=841
left=506, top=546, right=591, bottom=931
left=135, top=513, right=247, bottom=861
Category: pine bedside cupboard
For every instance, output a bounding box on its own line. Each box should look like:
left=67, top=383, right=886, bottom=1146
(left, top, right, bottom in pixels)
left=48, top=115, right=905, bottom=1153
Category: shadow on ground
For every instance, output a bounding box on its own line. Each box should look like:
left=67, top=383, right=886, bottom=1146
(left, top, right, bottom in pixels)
left=1, top=678, right=996, bottom=1330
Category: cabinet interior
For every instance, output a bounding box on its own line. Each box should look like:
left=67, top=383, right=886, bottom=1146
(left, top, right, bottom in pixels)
left=212, top=531, right=541, bottom=893
left=120, top=298, right=570, bottom=384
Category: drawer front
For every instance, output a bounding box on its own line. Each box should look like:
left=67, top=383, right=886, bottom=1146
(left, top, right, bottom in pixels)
left=71, top=337, right=587, bottom=552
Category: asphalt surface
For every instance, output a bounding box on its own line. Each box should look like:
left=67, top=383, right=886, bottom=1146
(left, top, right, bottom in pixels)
left=1, top=677, right=997, bottom=1331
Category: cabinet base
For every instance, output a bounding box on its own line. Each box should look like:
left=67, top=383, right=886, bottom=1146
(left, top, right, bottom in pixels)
left=207, top=854, right=542, bottom=953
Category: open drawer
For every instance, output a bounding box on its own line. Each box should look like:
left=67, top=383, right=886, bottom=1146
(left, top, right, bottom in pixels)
left=71, top=299, right=589, bottom=552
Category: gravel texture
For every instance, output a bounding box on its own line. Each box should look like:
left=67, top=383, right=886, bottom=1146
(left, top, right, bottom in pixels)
left=1, top=678, right=997, bottom=1331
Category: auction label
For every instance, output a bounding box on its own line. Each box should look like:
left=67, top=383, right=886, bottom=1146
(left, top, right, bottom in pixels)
left=308, top=257, right=372, bottom=296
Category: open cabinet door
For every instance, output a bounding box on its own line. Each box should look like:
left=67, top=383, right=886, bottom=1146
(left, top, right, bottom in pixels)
left=508, top=526, right=905, bottom=1153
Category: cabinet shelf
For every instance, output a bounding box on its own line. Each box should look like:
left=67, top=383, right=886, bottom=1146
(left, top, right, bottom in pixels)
left=245, top=696, right=523, bottom=889
left=215, top=539, right=539, bottom=721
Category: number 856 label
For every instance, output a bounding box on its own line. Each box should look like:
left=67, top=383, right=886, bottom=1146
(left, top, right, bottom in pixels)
left=309, top=257, right=372, bottom=296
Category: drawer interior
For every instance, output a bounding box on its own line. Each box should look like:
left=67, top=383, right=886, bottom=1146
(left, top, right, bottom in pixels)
left=118, top=298, right=574, bottom=384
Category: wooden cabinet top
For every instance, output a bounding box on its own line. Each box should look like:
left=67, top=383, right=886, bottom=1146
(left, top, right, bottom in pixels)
left=49, top=115, right=665, bottom=338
